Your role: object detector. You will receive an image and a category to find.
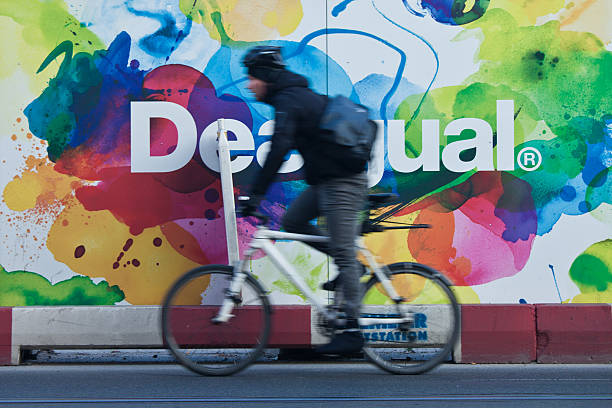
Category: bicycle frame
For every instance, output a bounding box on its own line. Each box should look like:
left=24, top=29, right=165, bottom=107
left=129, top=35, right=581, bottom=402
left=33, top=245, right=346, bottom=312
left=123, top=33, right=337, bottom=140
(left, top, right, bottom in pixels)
left=213, top=225, right=413, bottom=328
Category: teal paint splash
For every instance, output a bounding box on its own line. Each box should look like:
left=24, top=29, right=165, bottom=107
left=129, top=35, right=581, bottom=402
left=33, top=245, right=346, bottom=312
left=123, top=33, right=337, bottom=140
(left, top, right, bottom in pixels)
left=25, top=32, right=146, bottom=162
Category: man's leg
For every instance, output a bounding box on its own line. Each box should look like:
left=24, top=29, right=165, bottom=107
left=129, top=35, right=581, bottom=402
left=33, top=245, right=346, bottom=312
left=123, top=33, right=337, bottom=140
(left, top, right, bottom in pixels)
left=318, top=172, right=367, bottom=321
left=314, top=172, right=367, bottom=355
left=280, top=186, right=331, bottom=255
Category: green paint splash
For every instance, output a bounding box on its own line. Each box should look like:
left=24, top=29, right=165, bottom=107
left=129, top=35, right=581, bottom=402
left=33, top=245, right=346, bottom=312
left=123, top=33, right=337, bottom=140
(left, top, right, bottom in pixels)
left=569, top=239, right=612, bottom=294
left=271, top=260, right=326, bottom=300
left=0, top=265, right=125, bottom=306
left=0, top=0, right=104, bottom=91
left=392, top=82, right=539, bottom=203
left=464, top=8, right=611, bottom=131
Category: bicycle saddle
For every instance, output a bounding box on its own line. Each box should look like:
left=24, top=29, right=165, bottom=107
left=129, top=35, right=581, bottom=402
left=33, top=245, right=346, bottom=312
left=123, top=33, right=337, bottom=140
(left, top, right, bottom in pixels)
left=367, top=193, right=399, bottom=206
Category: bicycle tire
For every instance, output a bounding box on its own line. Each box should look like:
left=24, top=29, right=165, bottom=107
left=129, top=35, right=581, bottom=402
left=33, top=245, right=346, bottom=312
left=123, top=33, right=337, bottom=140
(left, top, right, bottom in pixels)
left=361, top=262, right=460, bottom=374
left=161, top=265, right=271, bottom=376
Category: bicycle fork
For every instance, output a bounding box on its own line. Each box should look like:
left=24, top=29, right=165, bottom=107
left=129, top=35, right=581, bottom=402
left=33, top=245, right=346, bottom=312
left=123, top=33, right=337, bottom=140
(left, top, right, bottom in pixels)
left=211, top=259, right=251, bottom=324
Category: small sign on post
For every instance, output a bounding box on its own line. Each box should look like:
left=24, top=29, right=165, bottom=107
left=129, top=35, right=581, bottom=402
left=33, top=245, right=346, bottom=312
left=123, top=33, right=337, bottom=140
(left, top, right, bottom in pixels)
left=217, top=119, right=240, bottom=265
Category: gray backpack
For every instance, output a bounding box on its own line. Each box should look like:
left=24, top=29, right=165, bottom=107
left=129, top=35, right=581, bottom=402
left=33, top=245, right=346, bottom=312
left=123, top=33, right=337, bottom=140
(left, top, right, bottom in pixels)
left=319, top=95, right=378, bottom=173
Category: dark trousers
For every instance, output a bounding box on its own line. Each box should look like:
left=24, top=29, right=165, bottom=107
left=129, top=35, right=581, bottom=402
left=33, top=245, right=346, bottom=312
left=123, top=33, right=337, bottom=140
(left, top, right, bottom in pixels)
left=281, top=172, right=367, bottom=320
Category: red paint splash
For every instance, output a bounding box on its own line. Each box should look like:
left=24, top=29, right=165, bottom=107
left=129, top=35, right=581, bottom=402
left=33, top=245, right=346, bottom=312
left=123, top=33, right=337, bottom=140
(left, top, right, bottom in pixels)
left=72, top=64, right=251, bottom=242
left=401, top=172, right=536, bottom=285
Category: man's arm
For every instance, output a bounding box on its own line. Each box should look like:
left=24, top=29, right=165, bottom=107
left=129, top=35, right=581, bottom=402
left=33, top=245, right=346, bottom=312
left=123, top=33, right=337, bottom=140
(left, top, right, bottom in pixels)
left=249, top=97, right=297, bottom=199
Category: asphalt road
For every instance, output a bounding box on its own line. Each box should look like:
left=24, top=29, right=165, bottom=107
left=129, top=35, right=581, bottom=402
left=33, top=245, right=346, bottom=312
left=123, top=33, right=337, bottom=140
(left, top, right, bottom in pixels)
left=0, top=363, right=610, bottom=407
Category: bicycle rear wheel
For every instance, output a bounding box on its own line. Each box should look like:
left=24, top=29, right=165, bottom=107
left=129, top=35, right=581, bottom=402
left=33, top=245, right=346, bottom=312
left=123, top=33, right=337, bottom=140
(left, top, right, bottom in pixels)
left=161, top=265, right=271, bottom=376
left=361, top=262, right=460, bottom=374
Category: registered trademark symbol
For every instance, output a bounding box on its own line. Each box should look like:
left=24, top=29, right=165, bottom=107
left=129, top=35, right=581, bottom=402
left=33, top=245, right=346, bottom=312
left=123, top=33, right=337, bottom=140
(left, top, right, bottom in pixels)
left=517, top=147, right=542, bottom=171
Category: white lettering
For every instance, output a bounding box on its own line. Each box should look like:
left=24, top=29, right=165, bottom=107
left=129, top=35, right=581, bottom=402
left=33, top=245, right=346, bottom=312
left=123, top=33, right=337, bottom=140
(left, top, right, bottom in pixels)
left=367, top=120, right=386, bottom=187
left=130, top=101, right=197, bottom=173
left=256, top=120, right=304, bottom=173
left=497, top=100, right=515, bottom=171
left=523, top=152, right=536, bottom=166
left=130, top=100, right=518, bottom=179
left=442, top=117, right=494, bottom=172
left=388, top=119, right=440, bottom=172
left=199, top=119, right=254, bottom=173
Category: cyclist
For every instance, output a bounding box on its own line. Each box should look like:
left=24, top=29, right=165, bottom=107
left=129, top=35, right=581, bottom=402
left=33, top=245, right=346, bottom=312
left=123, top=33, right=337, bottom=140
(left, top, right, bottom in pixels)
left=239, top=46, right=368, bottom=354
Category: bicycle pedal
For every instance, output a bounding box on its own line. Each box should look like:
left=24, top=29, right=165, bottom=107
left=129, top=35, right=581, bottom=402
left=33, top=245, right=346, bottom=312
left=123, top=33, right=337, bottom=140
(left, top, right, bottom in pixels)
left=211, top=314, right=234, bottom=325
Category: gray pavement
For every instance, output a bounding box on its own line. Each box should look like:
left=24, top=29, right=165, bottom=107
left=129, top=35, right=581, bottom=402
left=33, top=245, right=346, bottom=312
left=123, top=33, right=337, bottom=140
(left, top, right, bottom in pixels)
left=0, top=362, right=610, bottom=407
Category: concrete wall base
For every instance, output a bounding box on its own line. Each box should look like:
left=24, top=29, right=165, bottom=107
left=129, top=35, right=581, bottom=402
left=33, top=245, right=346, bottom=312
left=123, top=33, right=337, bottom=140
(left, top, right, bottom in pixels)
left=1, top=304, right=610, bottom=365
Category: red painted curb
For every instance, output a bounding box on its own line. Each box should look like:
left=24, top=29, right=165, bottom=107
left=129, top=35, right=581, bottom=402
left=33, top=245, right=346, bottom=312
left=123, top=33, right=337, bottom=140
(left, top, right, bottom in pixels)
left=268, top=306, right=311, bottom=347
left=0, top=308, right=11, bottom=365
left=460, top=304, right=536, bottom=363
left=536, top=304, right=612, bottom=363
left=165, top=305, right=310, bottom=349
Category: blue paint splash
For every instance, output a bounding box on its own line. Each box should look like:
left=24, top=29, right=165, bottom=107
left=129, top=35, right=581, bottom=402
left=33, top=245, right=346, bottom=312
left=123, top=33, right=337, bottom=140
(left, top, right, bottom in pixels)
left=548, top=265, right=563, bottom=303
left=126, top=2, right=192, bottom=62
left=370, top=0, right=439, bottom=129
left=288, top=28, right=407, bottom=121
left=332, top=0, right=358, bottom=17
left=402, top=0, right=426, bottom=17
left=401, top=0, right=491, bottom=25
left=25, top=32, right=147, bottom=160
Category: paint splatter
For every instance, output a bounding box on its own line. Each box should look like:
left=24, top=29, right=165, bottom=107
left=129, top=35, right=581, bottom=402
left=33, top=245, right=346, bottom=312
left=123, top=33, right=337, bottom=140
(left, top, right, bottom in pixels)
left=395, top=172, right=536, bottom=285
left=179, top=0, right=303, bottom=42
left=0, top=0, right=105, bottom=90
left=74, top=245, right=85, bottom=258
left=332, top=0, right=358, bottom=17
left=125, top=4, right=192, bottom=61
left=569, top=239, right=612, bottom=302
left=0, top=264, right=124, bottom=306
left=2, top=156, right=84, bottom=212
left=403, top=0, right=491, bottom=25
left=46, top=198, right=205, bottom=305
left=548, top=265, right=563, bottom=303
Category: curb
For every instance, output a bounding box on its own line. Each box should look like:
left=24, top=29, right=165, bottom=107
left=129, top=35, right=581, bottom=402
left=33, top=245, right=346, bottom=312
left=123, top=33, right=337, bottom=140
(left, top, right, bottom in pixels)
left=536, top=304, right=612, bottom=363
left=456, top=304, right=536, bottom=363
left=0, top=308, right=11, bottom=365
left=1, top=305, right=611, bottom=365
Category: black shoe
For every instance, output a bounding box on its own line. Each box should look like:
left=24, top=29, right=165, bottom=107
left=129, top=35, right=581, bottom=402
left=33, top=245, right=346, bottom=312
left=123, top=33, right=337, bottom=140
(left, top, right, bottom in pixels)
left=321, top=275, right=340, bottom=291
left=315, top=330, right=364, bottom=355
left=320, top=264, right=367, bottom=291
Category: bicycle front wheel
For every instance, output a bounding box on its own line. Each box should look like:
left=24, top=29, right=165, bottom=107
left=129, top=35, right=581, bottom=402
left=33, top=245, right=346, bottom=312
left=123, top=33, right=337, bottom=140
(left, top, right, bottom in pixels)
left=361, top=262, right=460, bottom=374
left=161, top=265, right=271, bottom=376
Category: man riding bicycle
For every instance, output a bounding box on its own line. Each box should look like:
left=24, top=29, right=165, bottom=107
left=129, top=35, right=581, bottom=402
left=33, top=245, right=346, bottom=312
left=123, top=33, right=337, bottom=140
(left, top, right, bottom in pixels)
left=239, top=46, right=369, bottom=354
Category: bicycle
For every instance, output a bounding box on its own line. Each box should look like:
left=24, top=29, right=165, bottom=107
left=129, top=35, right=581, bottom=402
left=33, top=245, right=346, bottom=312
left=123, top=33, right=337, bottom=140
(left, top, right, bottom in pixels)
left=161, top=193, right=460, bottom=376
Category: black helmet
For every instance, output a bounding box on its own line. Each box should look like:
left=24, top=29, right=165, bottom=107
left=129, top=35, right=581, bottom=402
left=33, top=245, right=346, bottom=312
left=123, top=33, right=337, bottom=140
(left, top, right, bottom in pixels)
left=242, top=46, right=286, bottom=72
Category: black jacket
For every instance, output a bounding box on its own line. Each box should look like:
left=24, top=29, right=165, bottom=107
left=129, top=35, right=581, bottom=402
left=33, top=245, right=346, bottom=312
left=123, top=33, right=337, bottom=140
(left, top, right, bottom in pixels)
left=250, top=70, right=359, bottom=197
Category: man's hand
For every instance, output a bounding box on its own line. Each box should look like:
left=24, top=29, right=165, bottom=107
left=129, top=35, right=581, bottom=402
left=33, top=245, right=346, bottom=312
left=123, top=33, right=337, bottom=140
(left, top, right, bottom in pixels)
left=237, top=196, right=260, bottom=217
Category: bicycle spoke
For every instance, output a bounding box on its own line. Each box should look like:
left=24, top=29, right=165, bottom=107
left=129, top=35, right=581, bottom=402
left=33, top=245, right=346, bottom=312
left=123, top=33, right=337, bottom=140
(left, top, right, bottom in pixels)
left=361, top=263, right=460, bottom=374
left=161, top=265, right=271, bottom=376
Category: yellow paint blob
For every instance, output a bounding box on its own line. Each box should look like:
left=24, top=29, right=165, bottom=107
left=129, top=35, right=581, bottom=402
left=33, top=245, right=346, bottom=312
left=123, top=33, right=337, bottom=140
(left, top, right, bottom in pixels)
left=487, top=0, right=565, bottom=26
left=2, top=156, right=80, bottom=211
left=570, top=290, right=612, bottom=303
left=362, top=210, right=419, bottom=265
left=47, top=199, right=203, bottom=305
left=180, top=0, right=303, bottom=41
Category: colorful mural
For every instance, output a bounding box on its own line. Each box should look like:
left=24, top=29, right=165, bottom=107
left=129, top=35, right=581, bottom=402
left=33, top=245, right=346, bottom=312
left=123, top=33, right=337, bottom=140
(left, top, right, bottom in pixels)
left=1, top=0, right=610, bottom=306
